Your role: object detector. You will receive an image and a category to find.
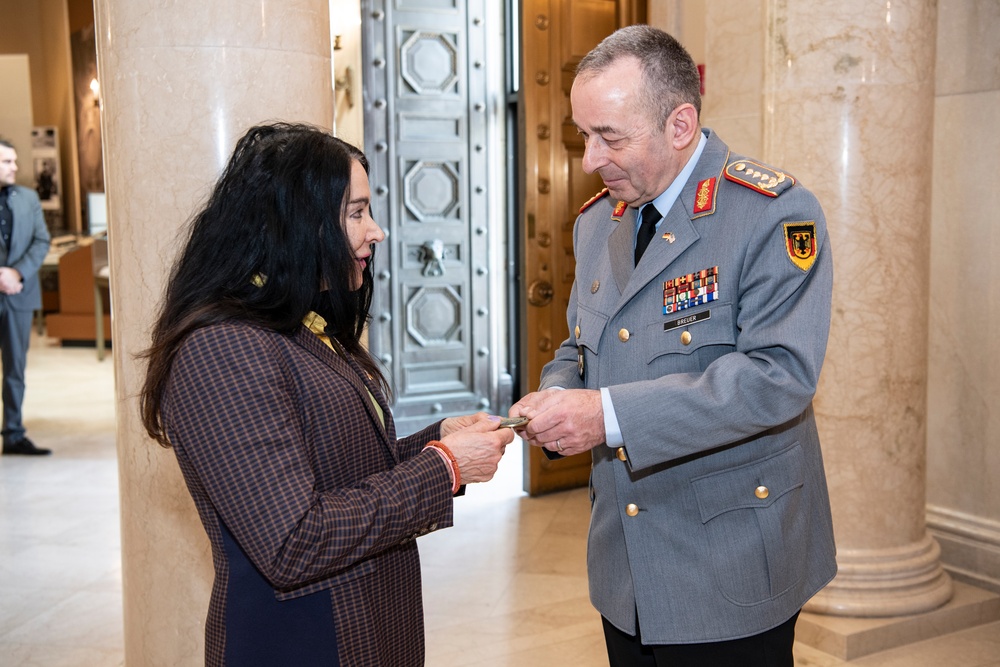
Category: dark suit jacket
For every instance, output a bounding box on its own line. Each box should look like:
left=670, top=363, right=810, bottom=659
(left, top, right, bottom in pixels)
left=1, top=185, right=51, bottom=311
left=162, top=321, right=454, bottom=666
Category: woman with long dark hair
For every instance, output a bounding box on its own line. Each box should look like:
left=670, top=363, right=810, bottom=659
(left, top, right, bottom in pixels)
left=140, top=122, right=512, bottom=666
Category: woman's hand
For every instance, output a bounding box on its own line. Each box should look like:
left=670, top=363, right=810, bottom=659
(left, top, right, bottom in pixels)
left=440, top=416, right=514, bottom=484
left=440, top=411, right=493, bottom=438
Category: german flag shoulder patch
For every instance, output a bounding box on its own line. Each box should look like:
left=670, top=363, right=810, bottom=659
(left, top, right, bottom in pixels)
left=783, top=221, right=818, bottom=271
left=724, top=160, right=795, bottom=198
left=579, top=188, right=610, bottom=213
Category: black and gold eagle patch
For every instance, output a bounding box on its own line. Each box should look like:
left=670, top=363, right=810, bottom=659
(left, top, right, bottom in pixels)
left=783, top=222, right=818, bottom=271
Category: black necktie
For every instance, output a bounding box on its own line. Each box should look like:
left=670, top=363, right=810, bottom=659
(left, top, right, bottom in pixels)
left=0, top=188, right=12, bottom=248
left=634, top=204, right=660, bottom=266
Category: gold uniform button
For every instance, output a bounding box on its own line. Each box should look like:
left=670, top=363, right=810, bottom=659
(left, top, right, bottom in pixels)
left=575, top=325, right=581, bottom=338
left=616, top=447, right=627, bottom=462
left=680, top=331, right=692, bottom=345
left=591, top=280, right=600, bottom=294
left=755, top=485, right=769, bottom=500
left=619, top=328, right=630, bottom=342
left=625, top=503, right=639, bottom=517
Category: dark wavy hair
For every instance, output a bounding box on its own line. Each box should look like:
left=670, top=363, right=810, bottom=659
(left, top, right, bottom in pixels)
left=576, top=25, right=702, bottom=131
left=140, top=122, right=388, bottom=446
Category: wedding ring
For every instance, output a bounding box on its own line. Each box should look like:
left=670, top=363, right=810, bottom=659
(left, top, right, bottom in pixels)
left=556, top=439, right=563, bottom=452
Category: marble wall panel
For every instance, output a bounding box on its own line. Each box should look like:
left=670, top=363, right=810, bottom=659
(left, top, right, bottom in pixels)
left=701, top=0, right=763, bottom=157
left=925, top=0, right=1000, bottom=593
left=934, top=0, right=1000, bottom=96
left=926, top=79, right=1000, bottom=592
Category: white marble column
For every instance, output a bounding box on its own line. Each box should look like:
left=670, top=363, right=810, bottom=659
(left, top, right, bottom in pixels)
left=93, top=0, right=334, bottom=663
left=762, top=1, right=952, bottom=617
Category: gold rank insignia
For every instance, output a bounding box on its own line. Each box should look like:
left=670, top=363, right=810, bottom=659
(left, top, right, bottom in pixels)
left=579, top=187, right=610, bottom=213
left=693, top=177, right=717, bottom=215
left=725, top=159, right=795, bottom=197
left=611, top=199, right=627, bottom=221
left=783, top=221, right=818, bottom=271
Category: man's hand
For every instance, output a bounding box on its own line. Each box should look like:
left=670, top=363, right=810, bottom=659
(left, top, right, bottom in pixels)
left=509, top=388, right=605, bottom=456
left=0, top=267, right=23, bottom=295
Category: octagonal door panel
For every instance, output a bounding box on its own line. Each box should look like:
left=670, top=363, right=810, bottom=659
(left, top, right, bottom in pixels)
left=363, top=0, right=511, bottom=435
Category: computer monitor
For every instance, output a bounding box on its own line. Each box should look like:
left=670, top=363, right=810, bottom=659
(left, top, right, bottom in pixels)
left=87, top=192, right=107, bottom=236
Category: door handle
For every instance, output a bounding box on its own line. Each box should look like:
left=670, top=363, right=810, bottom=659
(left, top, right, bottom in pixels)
left=418, top=240, right=447, bottom=277
left=527, top=279, right=553, bottom=307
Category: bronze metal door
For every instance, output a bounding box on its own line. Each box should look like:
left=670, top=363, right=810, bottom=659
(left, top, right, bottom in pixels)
left=518, top=0, right=644, bottom=495
left=362, top=0, right=513, bottom=435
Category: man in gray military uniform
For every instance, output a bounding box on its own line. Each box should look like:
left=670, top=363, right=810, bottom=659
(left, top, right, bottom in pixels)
left=0, top=139, right=52, bottom=456
left=510, top=26, right=836, bottom=666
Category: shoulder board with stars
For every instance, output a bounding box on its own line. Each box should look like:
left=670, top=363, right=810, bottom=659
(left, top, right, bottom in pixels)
left=579, top=188, right=610, bottom=213
left=724, top=160, right=795, bottom=197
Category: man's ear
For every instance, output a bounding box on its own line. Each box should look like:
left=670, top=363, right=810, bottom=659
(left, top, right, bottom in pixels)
left=668, top=103, right=700, bottom=151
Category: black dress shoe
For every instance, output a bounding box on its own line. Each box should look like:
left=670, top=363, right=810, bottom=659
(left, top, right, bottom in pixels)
left=2, top=438, right=52, bottom=456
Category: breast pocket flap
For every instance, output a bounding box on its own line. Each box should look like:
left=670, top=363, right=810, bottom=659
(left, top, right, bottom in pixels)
left=647, top=302, right=734, bottom=362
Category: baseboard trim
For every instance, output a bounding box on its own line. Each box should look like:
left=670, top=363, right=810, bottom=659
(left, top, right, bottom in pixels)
left=927, top=505, right=1000, bottom=594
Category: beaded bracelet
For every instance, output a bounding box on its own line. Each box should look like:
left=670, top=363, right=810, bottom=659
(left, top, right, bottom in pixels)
left=424, top=440, right=461, bottom=495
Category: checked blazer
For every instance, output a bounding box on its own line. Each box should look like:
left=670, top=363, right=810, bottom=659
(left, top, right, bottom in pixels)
left=162, top=321, right=454, bottom=666
left=540, top=129, right=837, bottom=644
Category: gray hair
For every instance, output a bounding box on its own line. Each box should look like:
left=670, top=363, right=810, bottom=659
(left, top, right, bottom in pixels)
left=576, top=25, right=702, bottom=131
left=0, top=138, right=15, bottom=151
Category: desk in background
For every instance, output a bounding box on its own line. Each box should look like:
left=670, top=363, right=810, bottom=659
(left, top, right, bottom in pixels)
left=37, top=235, right=77, bottom=332
left=43, top=236, right=111, bottom=357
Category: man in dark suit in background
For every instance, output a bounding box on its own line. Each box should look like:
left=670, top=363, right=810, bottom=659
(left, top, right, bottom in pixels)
left=0, top=138, right=52, bottom=455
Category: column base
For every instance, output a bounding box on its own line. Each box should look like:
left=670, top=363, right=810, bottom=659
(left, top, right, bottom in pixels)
left=805, top=533, right=954, bottom=616
left=796, top=580, right=1000, bottom=660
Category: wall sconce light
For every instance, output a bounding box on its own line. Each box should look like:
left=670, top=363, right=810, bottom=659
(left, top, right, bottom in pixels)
left=89, top=77, right=101, bottom=108
left=335, top=66, right=354, bottom=109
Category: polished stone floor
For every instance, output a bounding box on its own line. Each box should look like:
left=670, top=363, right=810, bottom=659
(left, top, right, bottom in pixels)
left=1, top=332, right=998, bottom=666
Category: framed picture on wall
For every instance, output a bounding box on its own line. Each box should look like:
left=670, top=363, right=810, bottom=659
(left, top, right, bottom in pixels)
left=31, top=126, right=61, bottom=211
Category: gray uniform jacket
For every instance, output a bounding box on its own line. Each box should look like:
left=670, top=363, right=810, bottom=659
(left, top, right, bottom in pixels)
left=0, top=185, right=51, bottom=312
left=539, top=129, right=837, bottom=644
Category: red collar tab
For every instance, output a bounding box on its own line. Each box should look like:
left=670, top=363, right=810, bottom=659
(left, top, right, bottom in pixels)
left=693, top=177, right=717, bottom=215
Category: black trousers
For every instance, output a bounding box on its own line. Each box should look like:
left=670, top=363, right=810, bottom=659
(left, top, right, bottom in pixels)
left=602, top=611, right=799, bottom=667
